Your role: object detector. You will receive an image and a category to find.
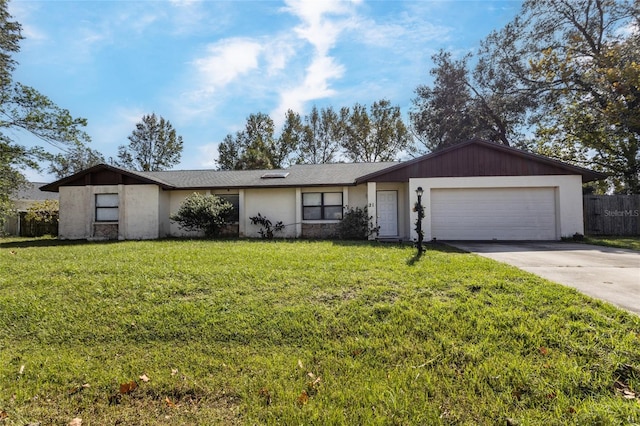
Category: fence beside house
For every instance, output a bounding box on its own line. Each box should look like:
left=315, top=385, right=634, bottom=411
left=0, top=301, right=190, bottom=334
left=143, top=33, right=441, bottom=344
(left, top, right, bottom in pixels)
left=583, top=194, right=640, bottom=236
left=18, top=212, right=58, bottom=237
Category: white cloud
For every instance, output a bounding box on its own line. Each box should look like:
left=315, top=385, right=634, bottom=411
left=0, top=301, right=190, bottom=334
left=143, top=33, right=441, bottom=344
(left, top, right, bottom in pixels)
left=268, top=0, right=359, bottom=124
left=273, top=55, right=344, bottom=121
left=90, top=106, right=147, bottom=153
left=176, top=0, right=362, bottom=128
left=263, top=36, right=297, bottom=75
left=196, top=143, right=219, bottom=168
left=192, top=38, right=263, bottom=96
left=283, top=0, right=358, bottom=54
left=7, top=2, right=48, bottom=43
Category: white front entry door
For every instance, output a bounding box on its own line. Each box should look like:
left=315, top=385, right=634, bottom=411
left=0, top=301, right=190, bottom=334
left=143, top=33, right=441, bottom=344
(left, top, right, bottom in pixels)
left=377, top=190, right=398, bottom=237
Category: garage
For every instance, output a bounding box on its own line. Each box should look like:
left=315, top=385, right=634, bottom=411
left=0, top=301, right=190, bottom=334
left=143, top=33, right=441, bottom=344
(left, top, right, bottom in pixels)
left=430, top=187, right=557, bottom=240
left=355, top=139, right=606, bottom=241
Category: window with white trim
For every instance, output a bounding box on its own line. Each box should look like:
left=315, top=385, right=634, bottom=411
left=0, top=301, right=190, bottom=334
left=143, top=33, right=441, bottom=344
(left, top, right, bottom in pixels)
left=95, top=194, right=119, bottom=222
left=302, top=192, right=343, bottom=220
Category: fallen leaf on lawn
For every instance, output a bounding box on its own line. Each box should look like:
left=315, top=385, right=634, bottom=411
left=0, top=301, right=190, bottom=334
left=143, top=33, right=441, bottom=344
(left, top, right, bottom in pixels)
left=68, top=417, right=82, bottom=426
left=139, top=374, right=150, bottom=382
left=68, top=384, right=90, bottom=396
left=307, top=372, right=315, bottom=379
left=306, top=375, right=321, bottom=396
left=0, top=410, right=8, bottom=419
left=297, top=359, right=304, bottom=370
left=171, top=368, right=178, bottom=376
left=296, top=390, right=309, bottom=406
left=9, top=250, right=16, bottom=255
left=19, top=365, right=24, bottom=375
left=165, top=396, right=176, bottom=408
left=258, top=387, right=271, bottom=406
left=538, top=347, right=548, bottom=356
left=119, top=381, right=137, bottom=394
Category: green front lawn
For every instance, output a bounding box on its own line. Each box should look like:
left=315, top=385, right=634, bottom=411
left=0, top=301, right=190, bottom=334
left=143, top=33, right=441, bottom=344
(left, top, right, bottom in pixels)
left=583, top=236, right=640, bottom=251
left=0, top=238, right=638, bottom=425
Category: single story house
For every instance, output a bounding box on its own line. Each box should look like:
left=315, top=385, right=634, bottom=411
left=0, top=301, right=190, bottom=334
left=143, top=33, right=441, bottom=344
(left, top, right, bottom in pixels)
left=40, top=139, right=605, bottom=241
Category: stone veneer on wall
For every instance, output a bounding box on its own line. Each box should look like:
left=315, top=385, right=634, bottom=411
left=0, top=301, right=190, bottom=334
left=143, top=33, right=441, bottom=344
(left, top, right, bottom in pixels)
left=93, top=223, right=118, bottom=240
left=301, top=223, right=338, bottom=239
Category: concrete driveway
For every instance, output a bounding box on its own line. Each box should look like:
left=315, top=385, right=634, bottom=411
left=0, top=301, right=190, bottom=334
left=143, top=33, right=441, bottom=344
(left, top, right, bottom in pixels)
left=448, top=241, right=640, bottom=314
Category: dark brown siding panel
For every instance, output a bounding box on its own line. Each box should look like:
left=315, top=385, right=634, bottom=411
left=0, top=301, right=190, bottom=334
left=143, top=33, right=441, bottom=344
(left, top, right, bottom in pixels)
left=57, top=170, right=152, bottom=187
left=368, top=142, right=582, bottom=182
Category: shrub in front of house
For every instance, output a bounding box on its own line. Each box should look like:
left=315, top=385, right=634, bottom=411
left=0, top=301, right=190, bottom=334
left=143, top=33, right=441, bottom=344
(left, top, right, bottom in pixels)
left=249, top=213, right=285, bottom=239
left=337, top=206, right=378, bottom=240
left=170, top=193, right=233, bottom=238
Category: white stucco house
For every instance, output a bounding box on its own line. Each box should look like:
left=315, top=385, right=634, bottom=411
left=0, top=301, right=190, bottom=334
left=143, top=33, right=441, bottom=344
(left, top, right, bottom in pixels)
left=40, top=139, right=605, bottom=241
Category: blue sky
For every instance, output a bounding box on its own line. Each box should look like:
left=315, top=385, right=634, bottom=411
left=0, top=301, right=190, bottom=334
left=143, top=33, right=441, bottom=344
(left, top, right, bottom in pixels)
left=8, top=0, right=523, bottom=180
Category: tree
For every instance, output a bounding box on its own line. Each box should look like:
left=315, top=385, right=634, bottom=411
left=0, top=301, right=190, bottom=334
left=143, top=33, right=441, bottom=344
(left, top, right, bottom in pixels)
left=216, top=111, right=299, bottom=170
left=411, top=49, right=533, bottom=153
left=49, top=143, right=105, bottom=178
left=116, top=113, right=183, bottom=171
left=478, top=0, right=638, bottom=192
left=1, top=0, right=90, bottom=225
left=341, top=99, right=412, bottom=162
left=170, top=193, right=233, bottom=238
left=411, top=52, right=481, bottom=152
left=273, top=110, right=304, bottom=168
left=217, top=112, right=275, bottom=170
left=296, top=105, right=346, bottom=164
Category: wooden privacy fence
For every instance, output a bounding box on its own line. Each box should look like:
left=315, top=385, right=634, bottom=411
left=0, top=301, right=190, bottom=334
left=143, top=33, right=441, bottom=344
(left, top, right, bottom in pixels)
left=583, top=195, right=640, bottom=236
left=18, top=212, right=58, bottom=237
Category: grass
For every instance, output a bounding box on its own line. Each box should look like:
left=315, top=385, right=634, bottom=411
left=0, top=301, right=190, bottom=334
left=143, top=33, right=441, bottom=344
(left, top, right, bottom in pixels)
left=0, top=237, right=639, bottom=425
left=582, top=236, right=640, bottom=251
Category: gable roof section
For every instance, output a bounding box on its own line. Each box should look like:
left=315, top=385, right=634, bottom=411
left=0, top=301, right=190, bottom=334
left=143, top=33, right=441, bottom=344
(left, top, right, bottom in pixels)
left=356, top=139, right=607, bottom=184
left=40, top=162, right=398, bottom=192
left=40, top=163, right=175, bottom=192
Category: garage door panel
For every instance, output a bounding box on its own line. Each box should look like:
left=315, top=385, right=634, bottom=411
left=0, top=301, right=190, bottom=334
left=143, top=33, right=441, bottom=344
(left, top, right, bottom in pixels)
left=431, top=187, right=557, bottom=240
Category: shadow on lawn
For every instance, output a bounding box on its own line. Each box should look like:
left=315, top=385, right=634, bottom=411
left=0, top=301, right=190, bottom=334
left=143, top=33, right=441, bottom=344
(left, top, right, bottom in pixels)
left=0, top=236, right=468, bottom=257
left=404, top=241, right=466, bottom=266
left=0, top=238, right=120, bottom=249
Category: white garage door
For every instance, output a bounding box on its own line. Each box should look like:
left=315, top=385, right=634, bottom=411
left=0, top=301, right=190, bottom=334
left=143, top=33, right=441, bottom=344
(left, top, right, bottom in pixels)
left=431, top=187, right=557, bottom=240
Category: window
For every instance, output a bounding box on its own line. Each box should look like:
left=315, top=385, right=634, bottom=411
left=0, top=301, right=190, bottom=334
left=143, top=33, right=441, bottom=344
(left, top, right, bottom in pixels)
left=95, top=194, right=119, bottom=222
left=302, top=192, right=343, bottom=220
left=218, top=194, right=240, bottom=222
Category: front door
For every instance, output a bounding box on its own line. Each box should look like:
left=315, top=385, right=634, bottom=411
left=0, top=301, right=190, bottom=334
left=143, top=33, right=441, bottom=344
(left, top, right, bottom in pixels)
left=377, top=190, right=398, bottom=237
